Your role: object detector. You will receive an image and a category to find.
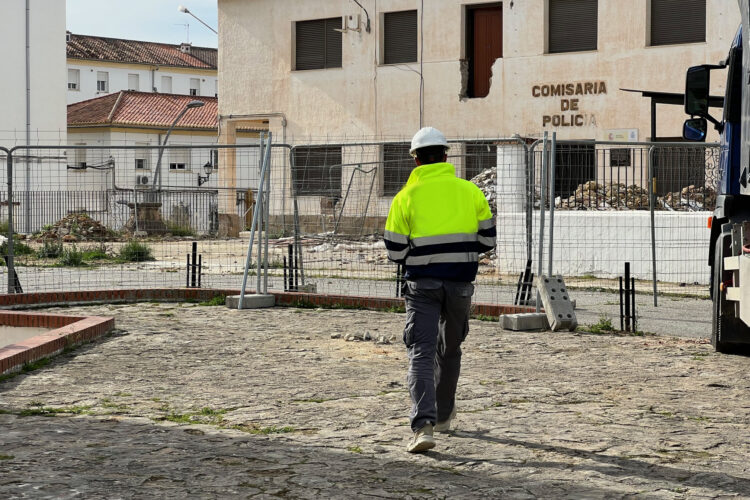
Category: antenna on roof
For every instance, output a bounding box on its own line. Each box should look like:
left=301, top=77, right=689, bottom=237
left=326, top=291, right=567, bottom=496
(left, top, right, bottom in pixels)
left=174, top=23, right=189, bottom=43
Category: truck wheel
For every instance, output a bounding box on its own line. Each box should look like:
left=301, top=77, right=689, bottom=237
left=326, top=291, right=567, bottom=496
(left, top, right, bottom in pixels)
left=712, top=237, right=746, bottom=353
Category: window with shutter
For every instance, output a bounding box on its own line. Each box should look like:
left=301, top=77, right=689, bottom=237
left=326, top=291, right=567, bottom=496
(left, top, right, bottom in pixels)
left=292, top=146, right=342, bottom=196
left=382, top=143, right=413, bottom=196
left=383, top=10, right=418, bottom=64
left=548, top=0, right=598, bottom=54
left=650, top=0, right=705, bottom=46
left=295, top=18, right=342, bottom=70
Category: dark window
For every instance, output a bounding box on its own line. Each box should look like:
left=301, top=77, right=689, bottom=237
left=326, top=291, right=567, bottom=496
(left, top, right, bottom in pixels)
left=548, top=0, right=598, bottom=54
left=466, top=5, right=503, bottom=98
left=465, top=142, right=497, bottom=180
left=384, top=10, right=418, bottom=64
left=554, top=143, right=596, bottom=198
left=650, top=0, right=705, bottom=46
left=383, top=143, right=413, bottom=196
left=169, top=163, right=187, bottom=170
left=295, top=18, right=342, bottom=70
left=292, top=146, right=342, bottom=196
left=610, top=148, right=631, bottom=167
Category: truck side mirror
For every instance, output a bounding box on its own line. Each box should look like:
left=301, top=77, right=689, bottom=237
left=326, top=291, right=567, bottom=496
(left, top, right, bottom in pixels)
left=683, top=118, right=707, bottom=142
left=685, top=66, right=710, bottom=117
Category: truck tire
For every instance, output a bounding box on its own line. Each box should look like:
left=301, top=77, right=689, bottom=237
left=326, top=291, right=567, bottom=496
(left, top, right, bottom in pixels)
left=712, top=237, right=749, bottom=352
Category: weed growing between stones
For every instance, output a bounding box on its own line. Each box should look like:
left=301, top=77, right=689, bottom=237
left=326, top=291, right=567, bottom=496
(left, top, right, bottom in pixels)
left=18, top=405, right=92, bottom=417
left=347, top=446, right=363, bottom=453
left=198, top=295, right=226, bottom=306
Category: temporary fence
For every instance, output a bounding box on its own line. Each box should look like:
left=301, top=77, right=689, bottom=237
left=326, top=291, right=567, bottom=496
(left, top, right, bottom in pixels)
left=0, top=136, right=720, bottom=308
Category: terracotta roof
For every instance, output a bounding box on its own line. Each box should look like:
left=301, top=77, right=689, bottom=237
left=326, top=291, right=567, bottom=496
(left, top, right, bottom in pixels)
left=68, top=91, right=220, bottom=130
left=66, top=34, right=216, bottom=70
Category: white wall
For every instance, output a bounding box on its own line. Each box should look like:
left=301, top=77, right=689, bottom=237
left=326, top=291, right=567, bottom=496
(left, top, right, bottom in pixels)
left=67, top=63, right=218, bottom=104
left=0, top=0, right=67, bottom=146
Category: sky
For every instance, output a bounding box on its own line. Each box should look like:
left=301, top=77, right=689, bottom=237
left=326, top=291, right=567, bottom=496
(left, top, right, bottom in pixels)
left=66, top=0, right=218, bottom=48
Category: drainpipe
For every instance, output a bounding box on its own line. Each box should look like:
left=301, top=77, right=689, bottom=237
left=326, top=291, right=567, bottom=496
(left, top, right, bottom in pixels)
left=218, top=112, right=287, bottom=225
left=25, top=0, right=31, bottom=233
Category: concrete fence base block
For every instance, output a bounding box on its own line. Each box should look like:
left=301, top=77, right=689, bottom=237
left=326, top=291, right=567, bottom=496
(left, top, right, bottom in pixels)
left=500, top=313, right=549, bottom=331
left=226, top=294, right=275, bottom=309
left=535, top=275, right=578, bottom=331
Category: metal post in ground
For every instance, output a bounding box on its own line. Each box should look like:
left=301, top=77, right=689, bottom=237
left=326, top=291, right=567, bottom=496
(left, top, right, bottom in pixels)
left=263, top=140, right=271, bottom=294
left=548, top=132, right=556, bottom=277
left=624, top=262, right=631, bottom=332
left=536, top=132, right=549, bottom=312
left=5, top=148, right=18, bottom=294
left=648, top=146, right=658, bottom=307
left=239, top=133, right=272, bottom=309
left=256, top=134, right=265, bottom=294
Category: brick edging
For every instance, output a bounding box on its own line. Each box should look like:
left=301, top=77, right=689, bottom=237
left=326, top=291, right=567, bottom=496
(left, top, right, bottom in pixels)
left=0, top=312, right=114, bottom=376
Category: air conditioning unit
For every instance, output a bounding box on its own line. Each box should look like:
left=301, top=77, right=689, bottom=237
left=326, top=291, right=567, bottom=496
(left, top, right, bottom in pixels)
left=135, top=175, right=150, bottom=187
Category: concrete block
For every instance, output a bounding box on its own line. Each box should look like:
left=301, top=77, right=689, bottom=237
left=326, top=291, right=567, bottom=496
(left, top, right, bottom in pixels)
left=500, top=313, right=549, bottom=331
left=226, top=294, right=275, bottom=309
left=535, top=275, right=577, bottom=331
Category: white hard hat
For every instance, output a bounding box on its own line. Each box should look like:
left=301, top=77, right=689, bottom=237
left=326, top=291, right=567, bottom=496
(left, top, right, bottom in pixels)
left=409, top=127, right=450, bottom=156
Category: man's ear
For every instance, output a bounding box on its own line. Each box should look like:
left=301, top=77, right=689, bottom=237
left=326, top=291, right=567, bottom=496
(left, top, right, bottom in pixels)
left=442, top=153, right=448, bottom=162
left=414, top=157, right=423, bottom=166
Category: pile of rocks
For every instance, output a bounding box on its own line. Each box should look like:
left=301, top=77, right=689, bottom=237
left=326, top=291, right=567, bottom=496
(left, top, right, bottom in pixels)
left=555, top=181, right=650, bottom=210
left=470, top=168, right=497, bottom=216
left=35, top=213, right=111, bottom=242
left=660, top=185, right=716, bottom=211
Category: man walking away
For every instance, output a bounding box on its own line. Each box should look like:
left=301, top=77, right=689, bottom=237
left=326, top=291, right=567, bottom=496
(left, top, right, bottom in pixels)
left=384, top=127, right=496, bottom=453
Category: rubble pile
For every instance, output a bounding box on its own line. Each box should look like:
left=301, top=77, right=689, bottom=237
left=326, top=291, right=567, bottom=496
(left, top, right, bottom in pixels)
left=35, top=213, right=111, bottom=242
left=470, top=168, right=498, bottom=216
left=659, top=185, right=716, bottom=212
left=554, top=181, right=650, bottom=210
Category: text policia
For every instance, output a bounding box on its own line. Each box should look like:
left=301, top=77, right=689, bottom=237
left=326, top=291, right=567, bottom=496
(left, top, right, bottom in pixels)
left=532, top=81, right=607, bottom=128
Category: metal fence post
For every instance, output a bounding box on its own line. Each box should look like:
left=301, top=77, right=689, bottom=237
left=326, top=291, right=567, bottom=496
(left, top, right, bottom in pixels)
left=5, top=148, right=16, bottom=294
left=536, top=132, right=548, bottom=312
left=548, top=132, right=556, bottom=276
left=648, top=145, right=658, bottom=307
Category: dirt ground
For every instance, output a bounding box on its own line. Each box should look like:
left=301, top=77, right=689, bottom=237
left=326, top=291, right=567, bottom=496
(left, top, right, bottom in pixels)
left=1, top=302, right=749, bottom=499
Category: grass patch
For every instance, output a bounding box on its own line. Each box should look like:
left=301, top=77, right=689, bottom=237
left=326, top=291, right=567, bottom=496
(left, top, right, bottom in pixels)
left=198, top=295, right=226, bottom=307
left=81, top=245, right=112, bottom=261
left=36, top=241, right=63, bottom=259
left=167, top=223, right=195, bottom=237
left=118, top=241, right=154, bottom=262
left=293, top=397, right=328, bottom=403
left=347, top=446, right=363, bottom=454
left=156, top=407, right=229, bottom=426
left=0, top=454, right=14, bottom=460
left=58, top=245, right=85, bottom=267
left=474, top=314, right=498, bottom=322
left=231, top=424, right=295, bottom=435
left=0, top=240, right=34, bottom=258
left=18, top=405, right=92, bottom=417
left=580, top=315, right=616, bottom=335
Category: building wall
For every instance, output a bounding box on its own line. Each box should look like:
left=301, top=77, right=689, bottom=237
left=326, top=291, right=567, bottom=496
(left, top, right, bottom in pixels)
left=66, top=129, right=258, bottom=191
left=67, top=61, right=219, bottom=104
left=218, top=0, right=739, bottom=142
left=0, top=0, right=67, bottom=146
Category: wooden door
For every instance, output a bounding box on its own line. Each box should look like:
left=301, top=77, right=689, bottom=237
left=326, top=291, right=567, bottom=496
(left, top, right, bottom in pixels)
left=471, top=6, right=503, bottom=98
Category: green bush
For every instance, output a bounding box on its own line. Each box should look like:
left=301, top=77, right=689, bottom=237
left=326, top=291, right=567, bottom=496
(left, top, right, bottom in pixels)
left=0, top=240, right=34, bottom=257
left=37, top=241, right=64, bottom=259
left=167, top=223, right=195, bottom=237
left=119, top=241, right=154, bottom=262
left=58, top=245, right=85, bottom=267
left=82, top=245, right=110, bottom=261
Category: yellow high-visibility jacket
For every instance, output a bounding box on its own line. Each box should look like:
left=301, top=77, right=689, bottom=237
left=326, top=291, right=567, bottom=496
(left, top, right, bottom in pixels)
left=384, top=162, right=496, bottom=282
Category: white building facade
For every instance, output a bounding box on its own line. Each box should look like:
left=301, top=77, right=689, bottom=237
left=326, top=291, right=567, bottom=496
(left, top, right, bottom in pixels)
left=66, top=35, right=218, bottom=105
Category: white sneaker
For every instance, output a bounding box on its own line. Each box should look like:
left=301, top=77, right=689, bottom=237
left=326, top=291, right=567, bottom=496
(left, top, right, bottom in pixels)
left=434, top=405, right=457, bottom=433
left=406, top=424, right=436, bottom=453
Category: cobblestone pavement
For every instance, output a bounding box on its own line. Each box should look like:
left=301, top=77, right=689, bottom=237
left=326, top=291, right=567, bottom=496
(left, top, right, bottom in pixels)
left=1, top=303, right=749, bottom=499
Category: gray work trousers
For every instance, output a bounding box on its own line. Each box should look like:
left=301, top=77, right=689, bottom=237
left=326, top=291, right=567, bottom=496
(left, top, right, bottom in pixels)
left=402, top=278, right=474, bottom=432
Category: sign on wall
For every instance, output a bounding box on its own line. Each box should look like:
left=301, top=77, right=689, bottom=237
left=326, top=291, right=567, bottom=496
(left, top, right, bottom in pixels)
left=532, top=81, right=607, bottom=128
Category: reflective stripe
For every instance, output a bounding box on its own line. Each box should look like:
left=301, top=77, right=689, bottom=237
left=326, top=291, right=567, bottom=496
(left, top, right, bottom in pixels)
left=388, top=248, right=409, bottom=260
left=478, top=218, right=494, bottom=230
left=384, top=230, right=409, bottom=245
left=406, top=252, right=478, bottom=265
left=478, top=235, right=496, bottom=247
left=411, top=233, right=477, bottom=247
